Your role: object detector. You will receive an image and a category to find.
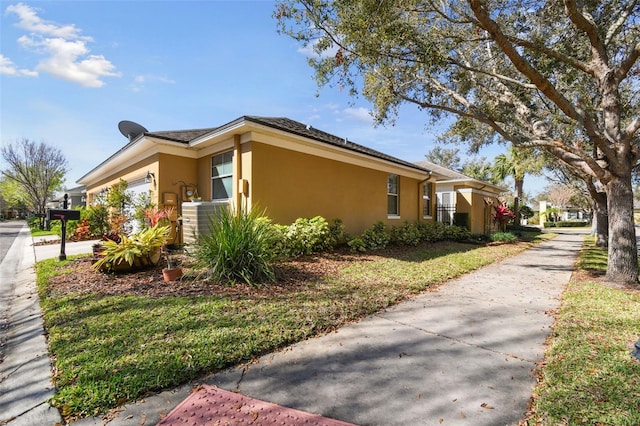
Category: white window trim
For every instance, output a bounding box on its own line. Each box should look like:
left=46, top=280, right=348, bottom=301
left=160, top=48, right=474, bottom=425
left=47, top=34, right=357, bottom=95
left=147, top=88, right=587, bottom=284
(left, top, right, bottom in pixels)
left=423, top=182, right=433, bottom=219
left=387, top=174, right=400, bottom=219
left=211, top=150, right=233, bottom=201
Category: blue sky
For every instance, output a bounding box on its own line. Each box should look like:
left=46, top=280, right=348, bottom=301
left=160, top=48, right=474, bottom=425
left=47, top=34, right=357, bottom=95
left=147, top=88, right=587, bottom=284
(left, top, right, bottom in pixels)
left=0, top=1, right=548, bottom=197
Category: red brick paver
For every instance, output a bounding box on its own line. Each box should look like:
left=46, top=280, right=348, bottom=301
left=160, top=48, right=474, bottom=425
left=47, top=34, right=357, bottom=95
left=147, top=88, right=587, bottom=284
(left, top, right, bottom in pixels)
left=157, top=385, right=356, bottom=425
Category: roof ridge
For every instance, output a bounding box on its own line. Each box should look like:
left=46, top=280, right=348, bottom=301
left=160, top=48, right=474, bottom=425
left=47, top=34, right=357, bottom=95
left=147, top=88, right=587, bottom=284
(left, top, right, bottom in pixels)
left=244, top=116, right=430, bottom=173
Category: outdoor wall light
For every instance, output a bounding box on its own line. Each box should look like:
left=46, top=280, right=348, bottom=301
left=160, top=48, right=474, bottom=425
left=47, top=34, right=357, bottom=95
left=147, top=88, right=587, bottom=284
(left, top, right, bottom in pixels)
left=145, top=171, right=156, bottom=184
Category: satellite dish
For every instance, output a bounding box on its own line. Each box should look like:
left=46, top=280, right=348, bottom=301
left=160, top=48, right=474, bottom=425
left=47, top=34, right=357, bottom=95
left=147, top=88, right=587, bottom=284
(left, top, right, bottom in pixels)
left=118, top=120, right=148, bottom=142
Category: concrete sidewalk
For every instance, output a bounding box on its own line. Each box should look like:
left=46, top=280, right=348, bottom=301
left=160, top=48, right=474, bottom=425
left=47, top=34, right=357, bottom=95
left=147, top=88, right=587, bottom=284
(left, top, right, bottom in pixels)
left=72, top=231, right=584, bottom=426
left=0, top=225, right=99, bottom=426
left=0, top=224, right=64, bottom=425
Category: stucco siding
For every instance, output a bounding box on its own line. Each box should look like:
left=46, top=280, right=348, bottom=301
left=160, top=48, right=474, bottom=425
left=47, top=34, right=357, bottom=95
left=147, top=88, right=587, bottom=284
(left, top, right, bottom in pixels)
left=85, top=154, right=159, bottom=204
left=248, top=142, right=423, bottom=235
left=158, top=154, right=198, bottom=206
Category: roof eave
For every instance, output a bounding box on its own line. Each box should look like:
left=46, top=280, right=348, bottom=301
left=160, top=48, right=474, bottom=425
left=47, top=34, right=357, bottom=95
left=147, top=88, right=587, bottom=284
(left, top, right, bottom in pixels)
left=437, top=178, right=507, bottom=193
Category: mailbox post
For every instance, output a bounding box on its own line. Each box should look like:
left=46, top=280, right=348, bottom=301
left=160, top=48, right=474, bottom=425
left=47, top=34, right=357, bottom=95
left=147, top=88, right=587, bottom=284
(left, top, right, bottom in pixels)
left=47, top=194, right=80, bottom=261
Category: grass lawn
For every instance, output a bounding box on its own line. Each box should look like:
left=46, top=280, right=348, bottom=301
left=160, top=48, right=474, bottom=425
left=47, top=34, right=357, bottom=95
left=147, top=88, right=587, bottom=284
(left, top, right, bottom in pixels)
left=31, top=228, right=57, bottom=237
left=525, top=238, right=640, bottom=425
left=36, top=235, right=552, bottom=421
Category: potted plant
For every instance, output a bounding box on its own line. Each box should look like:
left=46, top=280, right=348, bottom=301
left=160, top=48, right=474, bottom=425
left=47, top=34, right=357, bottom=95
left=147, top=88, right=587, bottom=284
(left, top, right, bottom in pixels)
left=92, top=225, right=169, bottom=273
left=162, top=250, right=183, bottom=282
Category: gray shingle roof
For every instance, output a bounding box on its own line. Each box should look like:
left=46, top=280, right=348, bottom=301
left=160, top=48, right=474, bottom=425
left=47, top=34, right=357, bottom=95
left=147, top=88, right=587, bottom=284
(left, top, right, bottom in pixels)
left=145, top=116, right=430, bottom=173
left=244, top=116, right=428, bottom=172
left=413, top=160, right=471, bottom=180
left=146, top=127, right=218, bottom=143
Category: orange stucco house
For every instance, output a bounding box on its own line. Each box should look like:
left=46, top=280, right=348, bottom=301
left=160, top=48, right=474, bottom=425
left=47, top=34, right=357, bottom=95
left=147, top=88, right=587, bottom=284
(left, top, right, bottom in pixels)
left=78, top=116, right=441, bottom=243
left=414, top=160, right=506, bottom=235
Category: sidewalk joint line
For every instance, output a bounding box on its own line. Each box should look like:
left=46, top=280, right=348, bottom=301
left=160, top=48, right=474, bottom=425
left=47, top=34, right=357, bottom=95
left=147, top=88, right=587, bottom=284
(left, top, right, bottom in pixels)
left=377, top=315, right=535, bottom=363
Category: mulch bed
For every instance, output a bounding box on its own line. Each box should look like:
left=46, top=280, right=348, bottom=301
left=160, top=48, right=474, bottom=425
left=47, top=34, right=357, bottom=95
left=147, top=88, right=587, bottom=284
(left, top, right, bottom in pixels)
left=44, top=251, right=369, bottom=299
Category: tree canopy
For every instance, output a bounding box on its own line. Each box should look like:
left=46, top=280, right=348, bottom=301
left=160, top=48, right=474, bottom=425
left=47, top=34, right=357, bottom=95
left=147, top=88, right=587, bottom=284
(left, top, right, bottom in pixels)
left=276, top=0, right=640, bottom=284
left=1, top=138, right=68, bottom=227
left=425, top=146, right=462, bottom=171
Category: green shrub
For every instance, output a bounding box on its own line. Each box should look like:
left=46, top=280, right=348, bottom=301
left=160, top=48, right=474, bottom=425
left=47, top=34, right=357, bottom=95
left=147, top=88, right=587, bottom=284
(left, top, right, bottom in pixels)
left=453, top=212, right=469, bottom=229
left=28, top=216, right=41, bottom=230
left=416, top=221, right=470, bottom=242
left=271, top=216, right=346, bottom=258
left=390, top=221, right=422, bottom=246
left=350, top=221, right=472, bottom=253
left=469, top=233, right=491, bottom=243
left=363, top=221, right=391, bottom=250
left=85, top=204, right=110, bottom=237
left=442, top=224, right=472, bottom=241
left=194, top=206, right=278, bottom=285
left=282, top=216, right=332, bottom=257
left=328, top=218, right=349, bottom=246
left=490, top=232, right=518, bottom=243
left=347, top=236, right=366, bottom=253
left=93, top=224, right=169, bottom=272
left=519, top=205, right=534, bottom=220
left=556, top=221, right=589, bottom=227
left=416, top=221, right=444, bottom=242
left=507, top=224, right=542, bottom=233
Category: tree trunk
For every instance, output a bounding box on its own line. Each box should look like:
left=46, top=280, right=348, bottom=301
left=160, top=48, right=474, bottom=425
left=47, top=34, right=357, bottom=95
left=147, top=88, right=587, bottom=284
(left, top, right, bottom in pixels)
left=592, top=191, right=608, bottom=247
left=605, top=175, right=638, bottom=284
left=513, top=178, right=523, bottom=225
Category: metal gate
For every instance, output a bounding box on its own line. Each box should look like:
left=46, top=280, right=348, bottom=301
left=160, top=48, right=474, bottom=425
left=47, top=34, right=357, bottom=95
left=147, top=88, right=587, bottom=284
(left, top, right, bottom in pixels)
left=437, top=204, right=455, bottom=225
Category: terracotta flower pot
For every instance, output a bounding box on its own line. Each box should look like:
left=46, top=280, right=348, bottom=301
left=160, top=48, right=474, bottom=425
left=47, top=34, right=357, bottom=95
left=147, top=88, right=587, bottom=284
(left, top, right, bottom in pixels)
left=92, top=243, right=103, bottom=259
left=163, top=268, right=183, bottom=282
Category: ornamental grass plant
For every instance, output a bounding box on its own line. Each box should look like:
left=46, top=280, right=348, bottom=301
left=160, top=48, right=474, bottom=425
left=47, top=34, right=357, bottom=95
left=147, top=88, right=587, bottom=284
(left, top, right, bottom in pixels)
left=193, top=205, right=279, bottom=285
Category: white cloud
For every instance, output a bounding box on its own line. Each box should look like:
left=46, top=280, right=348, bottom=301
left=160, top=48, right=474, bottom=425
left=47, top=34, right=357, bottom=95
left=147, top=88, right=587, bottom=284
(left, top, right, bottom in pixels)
left=6, top=2, right=88, bottom=40
left=5, top=2, right=120, bottom=87
left=0, top=53, right=37, bottom=76
left=343, top=107, right=373, bottom=123
left=129, top=74, right=176, bottom=92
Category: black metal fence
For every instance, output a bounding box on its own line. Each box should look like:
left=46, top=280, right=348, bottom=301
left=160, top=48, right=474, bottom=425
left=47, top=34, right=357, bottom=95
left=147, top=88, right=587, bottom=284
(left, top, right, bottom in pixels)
left=437, top=204, right=455, bottom=225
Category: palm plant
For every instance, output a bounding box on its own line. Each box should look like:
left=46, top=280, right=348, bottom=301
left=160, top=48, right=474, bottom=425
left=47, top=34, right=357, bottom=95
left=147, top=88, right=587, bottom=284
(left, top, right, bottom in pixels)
left=492, top=146, right=543, bottom=223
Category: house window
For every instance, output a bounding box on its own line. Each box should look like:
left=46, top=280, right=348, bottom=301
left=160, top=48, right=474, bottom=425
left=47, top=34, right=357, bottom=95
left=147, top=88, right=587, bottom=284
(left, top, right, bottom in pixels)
left=211, top=151, right=233, bottom=200
left=423, top=182, right=432, bottom=217
left=437, top=192, right=455, bottom=225
left=387, top=174, right=399, bottom=216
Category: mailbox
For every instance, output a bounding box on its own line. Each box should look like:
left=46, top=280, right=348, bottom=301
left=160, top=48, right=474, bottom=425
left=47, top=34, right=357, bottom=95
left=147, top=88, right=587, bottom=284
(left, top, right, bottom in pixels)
left=47, top=209, right=81, bottom=221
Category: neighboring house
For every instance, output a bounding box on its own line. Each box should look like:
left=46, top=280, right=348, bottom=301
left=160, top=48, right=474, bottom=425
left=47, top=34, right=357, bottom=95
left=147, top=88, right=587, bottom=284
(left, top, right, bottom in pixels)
left=413, top=160, right=506, bottom=235
left=48, top=186, right=86, bottom=210
left=78, top=116, right=440, bottom=243
left=538, top=200, right=591, bottom=225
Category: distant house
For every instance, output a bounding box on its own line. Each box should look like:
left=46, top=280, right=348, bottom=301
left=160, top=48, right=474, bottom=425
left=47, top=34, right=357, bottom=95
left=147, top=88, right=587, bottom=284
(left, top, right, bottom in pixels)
left=78, top=116, right=444, bottom=243
left=413, top=160, right=506, bottom=235
left=538, top=200, right=591, bottom=225
left=48, top=186, right=86, bottom=210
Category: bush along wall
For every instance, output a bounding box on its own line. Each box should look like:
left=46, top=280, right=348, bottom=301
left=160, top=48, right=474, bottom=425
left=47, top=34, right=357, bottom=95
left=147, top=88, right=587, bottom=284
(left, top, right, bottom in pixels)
left=195, top=211, right=475, bottom=285
left=348, top=220, right=471, bottom=253
left=544, top=221, right=588, bottom=228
